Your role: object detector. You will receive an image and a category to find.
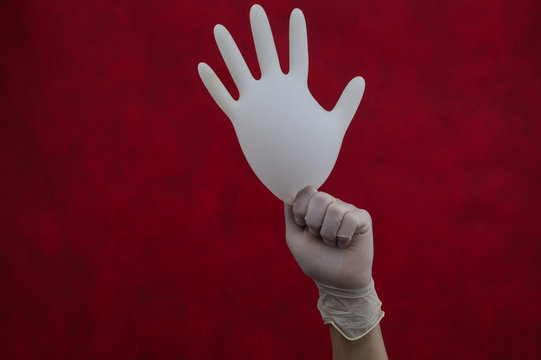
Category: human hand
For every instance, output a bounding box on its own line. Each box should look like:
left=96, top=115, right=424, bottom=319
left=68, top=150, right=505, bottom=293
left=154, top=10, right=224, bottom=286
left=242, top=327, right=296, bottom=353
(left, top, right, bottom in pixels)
left=284, top=186, right=374, bottom=289
left=197, top=5, right=365, bottom=204
left=284, top=186, right=383, bottom=340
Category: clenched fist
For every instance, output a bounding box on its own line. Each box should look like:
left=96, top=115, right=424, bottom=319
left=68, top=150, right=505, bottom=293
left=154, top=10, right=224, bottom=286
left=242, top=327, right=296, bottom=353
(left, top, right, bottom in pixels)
left=284, top=186, right=374, bottom=289
left=284, top=186, right=383, bottom=340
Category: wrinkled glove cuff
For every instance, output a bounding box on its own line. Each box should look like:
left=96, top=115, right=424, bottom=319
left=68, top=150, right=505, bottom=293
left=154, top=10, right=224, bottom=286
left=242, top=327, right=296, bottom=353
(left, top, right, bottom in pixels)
left=315, top=278, right=384, bottom=341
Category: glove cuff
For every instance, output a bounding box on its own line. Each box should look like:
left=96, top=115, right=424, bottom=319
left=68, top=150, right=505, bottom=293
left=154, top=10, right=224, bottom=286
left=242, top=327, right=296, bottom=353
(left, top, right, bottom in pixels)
left=315, top=278, right=384, bottom=341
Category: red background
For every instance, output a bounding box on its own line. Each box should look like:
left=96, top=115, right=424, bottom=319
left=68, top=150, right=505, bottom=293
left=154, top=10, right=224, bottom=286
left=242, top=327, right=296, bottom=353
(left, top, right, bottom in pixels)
left=1, top=0, right=540, bottom=358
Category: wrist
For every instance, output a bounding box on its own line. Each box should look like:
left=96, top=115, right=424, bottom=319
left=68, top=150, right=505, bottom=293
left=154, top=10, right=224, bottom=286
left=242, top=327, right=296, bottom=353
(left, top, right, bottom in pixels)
left=315, top=278, right=384, bottom=341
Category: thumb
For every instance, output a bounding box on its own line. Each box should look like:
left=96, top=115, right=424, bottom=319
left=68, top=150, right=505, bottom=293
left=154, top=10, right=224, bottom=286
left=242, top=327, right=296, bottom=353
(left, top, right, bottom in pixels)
left=331, top=76, right=365, bottom=131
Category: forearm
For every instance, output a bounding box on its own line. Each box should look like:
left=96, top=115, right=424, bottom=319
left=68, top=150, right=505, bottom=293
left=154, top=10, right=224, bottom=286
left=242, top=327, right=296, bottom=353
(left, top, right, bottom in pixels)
left=329, top=323, right=388, bottom=360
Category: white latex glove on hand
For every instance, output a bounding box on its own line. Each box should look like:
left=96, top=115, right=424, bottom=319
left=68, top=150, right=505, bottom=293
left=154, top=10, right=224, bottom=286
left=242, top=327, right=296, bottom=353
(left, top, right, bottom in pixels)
left=284, top=186, right=384, bottom=340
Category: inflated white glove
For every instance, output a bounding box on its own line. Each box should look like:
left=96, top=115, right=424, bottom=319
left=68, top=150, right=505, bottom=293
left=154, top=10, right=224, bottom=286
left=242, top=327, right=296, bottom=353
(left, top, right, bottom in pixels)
left=284, top=186, right=384, bottom=340
left=197, top=4, right=365, bottom=204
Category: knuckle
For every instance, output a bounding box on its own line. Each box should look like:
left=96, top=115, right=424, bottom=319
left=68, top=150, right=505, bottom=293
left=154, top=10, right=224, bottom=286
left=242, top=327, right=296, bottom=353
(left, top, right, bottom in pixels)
left=355, top=208, right=372, bottom=223
left=295, top=185, right=316, bottom=203
left=326, top=202, right=341, bottom=217
left=354, top=209, right=372, bottom=233
left=359, top=208, right=372, bottom=221
left=335, top=198, right=354, bottom=209
left=313, top=192, right=334, bottom=206
left=328, top=202, right=350, bottom=220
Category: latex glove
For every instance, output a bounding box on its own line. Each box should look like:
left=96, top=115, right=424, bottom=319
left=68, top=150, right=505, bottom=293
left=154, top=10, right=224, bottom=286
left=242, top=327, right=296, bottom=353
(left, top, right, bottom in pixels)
left=284, top=186, right=384, bottom=340
left=197, top=4, right=365, bottom=204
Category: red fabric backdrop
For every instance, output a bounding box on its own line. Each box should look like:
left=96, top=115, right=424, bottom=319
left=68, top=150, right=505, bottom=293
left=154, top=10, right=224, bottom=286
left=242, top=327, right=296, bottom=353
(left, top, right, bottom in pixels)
left=1, top=0, right=540, bottom=358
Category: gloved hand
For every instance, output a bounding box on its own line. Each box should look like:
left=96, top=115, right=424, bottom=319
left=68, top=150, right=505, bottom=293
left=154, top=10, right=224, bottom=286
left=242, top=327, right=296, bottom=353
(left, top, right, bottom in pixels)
left=284, top=186, right=384, bottom=340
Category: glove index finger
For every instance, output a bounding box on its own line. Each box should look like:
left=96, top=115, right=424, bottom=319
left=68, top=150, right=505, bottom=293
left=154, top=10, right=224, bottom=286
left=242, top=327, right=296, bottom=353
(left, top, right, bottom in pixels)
left=284, top=203, right=302, bottom=235
left=292, top=185, right=317, bottom=226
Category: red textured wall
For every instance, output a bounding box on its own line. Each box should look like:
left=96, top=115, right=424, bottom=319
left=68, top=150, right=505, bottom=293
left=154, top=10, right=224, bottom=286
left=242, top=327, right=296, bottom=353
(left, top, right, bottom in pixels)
left=1, top=0, right=540, bottom=359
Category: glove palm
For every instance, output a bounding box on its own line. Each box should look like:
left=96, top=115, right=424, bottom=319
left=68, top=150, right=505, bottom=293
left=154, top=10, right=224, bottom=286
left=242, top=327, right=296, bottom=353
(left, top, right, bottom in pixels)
left=198, top=5, right=365, bottom=204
